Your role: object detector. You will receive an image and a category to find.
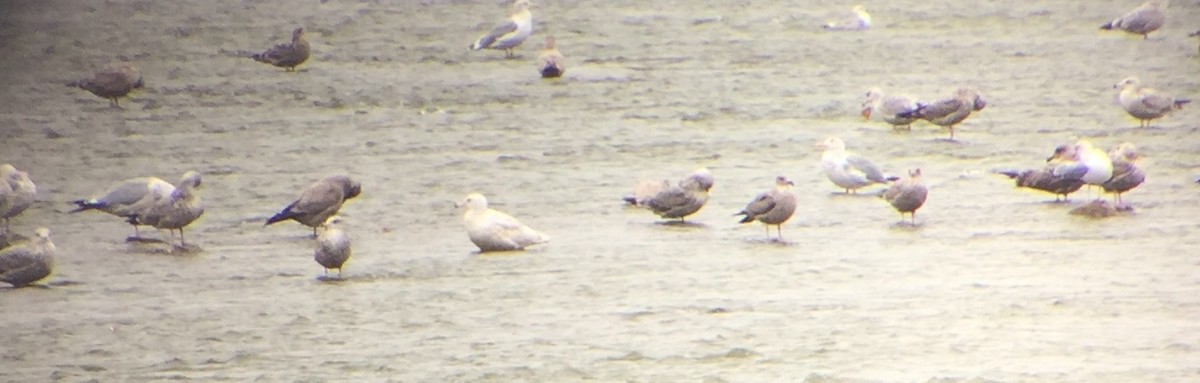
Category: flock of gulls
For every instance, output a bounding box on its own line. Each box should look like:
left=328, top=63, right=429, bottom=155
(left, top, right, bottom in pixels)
left=0, top=0, right=1197, bottom=288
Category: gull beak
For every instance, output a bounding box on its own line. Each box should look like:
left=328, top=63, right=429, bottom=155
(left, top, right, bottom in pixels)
left=861, top=105, right=872, bottom=119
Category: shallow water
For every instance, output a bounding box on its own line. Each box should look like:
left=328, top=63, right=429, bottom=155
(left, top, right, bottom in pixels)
left=2, top=0, right=1200, bottom=381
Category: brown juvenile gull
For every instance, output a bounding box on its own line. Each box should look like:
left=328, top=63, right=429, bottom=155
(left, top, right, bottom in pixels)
left=70, top=177, right=175, bottom=239
left=1100, top=0, right=1168, bottom=40
left=0, top=227, right=55, bottom=288
left=252, top=27, right=310, bottom=72
left=818, top=137, right=895, bottom=194
left=994, top=144, right=1085, bottom=202
left=862, top=88, right=920, bottom=130
left=314, top=216, right=351, bottom=278
left=1102, top=142, right=1146, bottom=206
left=66, top=62, right=144, bottom=107
left=266, top=175, right=362, bottom=236
left=1114, top=76, right=1190, bottom=128
left=469, top=0, right=534, bottom=59
left=1, top=164, right=37, bottom=235
left=898, top=87, right=986, bottom=140
left=734, top=176, right=798, bottom=240
left=538, top=35, right=565, bottom=78
left=883, top=169, right=929, bottom=225
left=822, top=5, right=871, bottom=31
left=129, top=171, right=204, bottom=248
left=459, top=193, right=549, bottom=252
left=623, top=168, right=714, bottom=222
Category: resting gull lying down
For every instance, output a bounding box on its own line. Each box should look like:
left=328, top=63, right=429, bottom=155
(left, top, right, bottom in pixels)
left=470, top=0, right=533, bottom=59
left=734, top=176, right=797, bottom=240
left=823, top=5, right=871, bottom=31
left=0, top=227, right=54, bottom=288
left=624, top=168, right=714, bottom=222
left=459, top=193, right=549, bottom=252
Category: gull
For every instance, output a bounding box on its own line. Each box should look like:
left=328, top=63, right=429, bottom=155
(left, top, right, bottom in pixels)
left=314, top=216, right=352, bottom=278
left=0, top=227, right=54, bottom=288
left=1102, top=142, right=1146, bottom=206
left=1100, top=0, right=1168, bottom=40
left=734, top=176, right=798, bottom=240
left=459, top=193, right=549, bottom=252
left=883, top=169, right=929, bottom=225
left=252, top=27, right=310, bottom=72
left=470, top=0, right=534, bottom=59
left=1051, top=140, right=1113, bottom=200
left=0, top=164, right=36, bottom=235
left=862, top=88, right=920, bottom=130
left=266, top=175, right=362, bottom=236
left=818, top=137, right=894, bottom=194
left=538, top=36, right=565, bottom=78
left=898, top=87, right=986, bottom=140
left=1114, top=76, right=1190, bottom=128
left=822, top=5, right=871, bottom=31
left=994, top=145, right=1085, bottom=202
left=70, top=177, right=176, bottom=240
left=129, top=171, right=204, bottom=248
left=66, top=62, right=144, bottom=108
left=623, top=168, right=714, bottom=222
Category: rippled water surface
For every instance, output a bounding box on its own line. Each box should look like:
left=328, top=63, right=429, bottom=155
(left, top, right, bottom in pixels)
left=2, top=0, right=1200, bottom=381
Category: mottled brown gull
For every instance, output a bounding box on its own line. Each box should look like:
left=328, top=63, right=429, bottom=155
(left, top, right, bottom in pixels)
left=70, top=177, right=175, bottom=239
left=459, top=193, right=549, bottom=252
left=1102, top=142, right=1145, bottom=206
left=130, top=171, right=204, bottom=248
left=252, top=27, right=310, bottom=72
left=66, top=62, right=144, bottom=107
left=0, top=227, right=54, bottom=288
left=734, top=176, right=797, bottom=240
left=1101, top=0, right=1168, bottom=40
left=995, top=145, right=1085, bottom=202
left=1114, top=76, right=1190, bottom=128
left=315, top=216, right=352, bottom=278
left=470, top=0, right=533, bottom=59
left=898, top=87, right=986, bottom=140
left=1, top=164, right=36, bottom=235
left=883, top=169, right=928, bottom=225
left=624, top=168, right=714, bottom=222
left=266, top=175, right=362, bottom=236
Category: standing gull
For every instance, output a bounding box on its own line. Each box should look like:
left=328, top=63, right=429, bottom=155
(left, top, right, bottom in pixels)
left=1114, top=76, right=1190, bottom=128
left=1100, top=0, right=1168, bottom=40
left=623, top=168, right=714, bottom=222
left=822, top=5, right=871, bottom=31
left=818, top=137, right=893, bottom=194
left=266, top=175, right=362, bottom=236
left=862, top=88, right=920, bottom=130
left=1102, top=142, right=1146, bottom=206
left=0, top=227, right=54, bottom=288
left=252, top=27, right=310, bottom=72
left=1, top=164, right=36, bottom=235
left=459, top=193, right=549, bottom=252
left=70, top=177, right=175, bottom=239
left=66, top=62, right=144, bottom=107
left=898, top=87, right=986, bottom=140
left=734, top=176, right=798, bottom=240
left=469, top=0, right=534, bottom=59
left=538, top=36, right=565, bottom=78
left=883, top=169, right=928, bottom=225
left=994, top=144, right=1085, bottom=202
left=314, top=216, right=352, bottom=278
left=130, top=171, right=204, bottom=248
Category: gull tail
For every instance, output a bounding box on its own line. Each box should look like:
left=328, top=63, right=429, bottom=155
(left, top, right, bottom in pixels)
left=68, top=199, right=104, bottom=213
left=1174, top=99, right=1191, bottom=109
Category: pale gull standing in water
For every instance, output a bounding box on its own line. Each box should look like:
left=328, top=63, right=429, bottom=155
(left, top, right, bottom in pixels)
left=994, top=144, right=1085, bottom=202
left=459, top=193, right=549, bottom=252
left=314, top=216, right=352, bottom=278
left=469, top=0, right=534, bottom=59
left=538, top=36, right=565, bottom=78
left=883, top=169, right=928, bottom=225
left=1114, top=76, right=1190, bottom=128
left=130, top=171, right=204, bottom=248
left=251, top=27, right=310, bottom=72
left=1100, top=0, right=1169, bottom=40
left=0, top=227, right=54, bottom=288
left=70, top=176, right=175, bottom=240
left=862, top=88, right=920, bottom=130
left=1, top=164, right=36, bottom=235
left=66, top=62, right=144, bottom=108
left=818, top=137, right=894, bottom=194
left=822, top=5, right=871, bottom=31
left=898, top=87, right=986, bottom=140
left=1102, top=142, right=1146, bottom=207
left=734, top=176, right=798, bottom=240
left=1051, top=140, right=1113, bottom=200
left=623, top=168, right=714, bottom=222
left=266, top=175, right=362, bottom=236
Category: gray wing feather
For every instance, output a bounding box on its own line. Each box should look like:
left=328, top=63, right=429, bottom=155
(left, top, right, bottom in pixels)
left=845, top=155, right=887, bottom=183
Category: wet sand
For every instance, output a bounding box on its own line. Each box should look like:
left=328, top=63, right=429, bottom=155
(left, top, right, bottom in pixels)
left=2, top=0, right=1200, bottom=381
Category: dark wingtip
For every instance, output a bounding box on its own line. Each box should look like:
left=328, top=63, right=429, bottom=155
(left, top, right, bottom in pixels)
left=994, top=170, right=1020, bottom=179
left=885, top=176, right=901, bottom=182
left=622, top=194, right=638, bottom=205
left=1100, top=22, right=1114, bottom=30
left=1175, top=99, right=1191, bottom=108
